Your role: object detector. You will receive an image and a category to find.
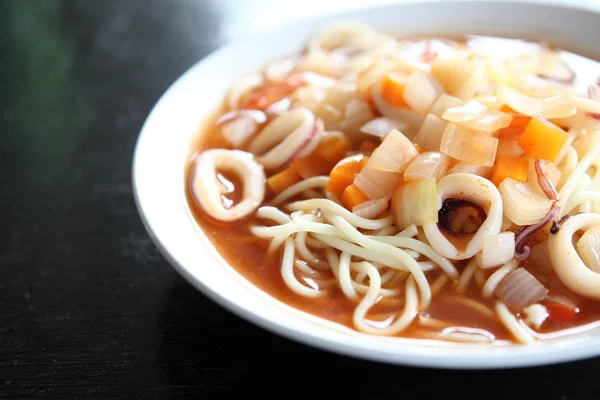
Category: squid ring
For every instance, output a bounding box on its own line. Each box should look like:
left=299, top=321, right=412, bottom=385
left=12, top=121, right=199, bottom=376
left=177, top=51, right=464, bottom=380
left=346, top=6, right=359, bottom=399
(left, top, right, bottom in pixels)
left=548, top=213, right=600, bottom=300
left=191, top=149, right=265, bottom=222
left=248, top=108, right=323, bottom=170
left=423, top=173, right=503, bottom=260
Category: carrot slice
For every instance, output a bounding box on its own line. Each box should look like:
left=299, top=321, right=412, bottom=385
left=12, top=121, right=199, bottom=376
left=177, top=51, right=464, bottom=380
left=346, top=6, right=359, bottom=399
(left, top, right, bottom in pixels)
left=342, top=184, right=369, bottom=210
left=267, top=168, right=302, bottom=194
left=243, top=82, right=297, bottom=110
left=380, top=73, right=407, bottom=108
left=313, top=135, right=350, bottom=164
left=543, top=298, right=579, bottom=323
left=489, top=154, right=528, bottom=187
left=326, top=154, right=368, bottom=195
left=498, top=113, right=531, bottom=139
left=290, top=156, right=332, bottom=179
left=518, top=117, right=568, bottom=162
left=359, top=140, right=378, bottom=153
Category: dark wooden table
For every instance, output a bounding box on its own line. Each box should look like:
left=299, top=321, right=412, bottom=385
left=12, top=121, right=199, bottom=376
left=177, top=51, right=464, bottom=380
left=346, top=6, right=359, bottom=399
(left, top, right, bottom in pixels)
left=1, top=0, right=599, bottom=398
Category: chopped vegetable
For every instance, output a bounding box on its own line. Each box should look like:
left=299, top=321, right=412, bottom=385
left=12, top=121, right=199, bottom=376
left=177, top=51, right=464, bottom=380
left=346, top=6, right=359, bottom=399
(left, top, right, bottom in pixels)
left=440, top=123, right=499, bottom=167
left=311, top=132, right=350, bottom=164
left=290, top=156, right=332, bottom=179
left=353, top=162, right=404, bottom=200
left=499, top=178, right=553, bottom=226
left=359, top=140, right=378, bottom=153
left=243, top=81, right=299, bottom=110
left=475, top=232, right=515, bottom=268
left=517, top=117, right=568, bottom=162
left=543, top=295, right=579, bottom=323
left=371, top=82, right=425, bottom=132
left=431, top=51, right=488, bottom=100
left=497, top=87, right=576, bottom=119
left=413, top=113, right=448, bottom=151
left=447, top=162, right=492, bottom=178
left=360, top=116, right=409, bottom=138
left=353, top=197, right=390, bottom=218
left=404, top=151, right=451, bottom=182
left=402, top=70, right=443, bottom=115
left=495, top=268, right=549, bottom=310
left=342, top=184, right=369, bottom=210
left=380, top=72, right=407, bottom=108
left=326, top=154, right=368, bottom=194
left=267, top=168, right=302, bottom=194
left=368, top=129, right=419, bottom=173
left=489, top=154, right=528, bottom=187
left=523, top=304, right=549, bottom=329
left=442, top=99, right=487, bottom=122
left=429, top=94, right=463, bottom=118
left=391, top=178, right=438, bottom=230
left=457, top=110, right=513, bottom=134
left=497, top=138, right=525, bottom=158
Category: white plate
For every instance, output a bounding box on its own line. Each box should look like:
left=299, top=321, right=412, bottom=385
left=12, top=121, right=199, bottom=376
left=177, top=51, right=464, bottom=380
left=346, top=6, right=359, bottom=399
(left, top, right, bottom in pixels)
left=133, top=0, right=600, bottom=369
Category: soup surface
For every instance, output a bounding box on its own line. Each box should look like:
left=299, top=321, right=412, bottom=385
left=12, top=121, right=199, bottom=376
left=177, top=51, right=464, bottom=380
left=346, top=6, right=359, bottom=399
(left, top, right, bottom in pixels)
left=187, top=22, right=600, bottom=344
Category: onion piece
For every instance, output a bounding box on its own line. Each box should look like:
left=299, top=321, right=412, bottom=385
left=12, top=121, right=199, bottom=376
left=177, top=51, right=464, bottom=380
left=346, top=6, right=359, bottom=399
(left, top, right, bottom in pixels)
left=402, top=70, right=443, bottom=115
left=429, top=94, right=463, bottom=118
left=360, top=117, right=410, bottom=138
left=404, top=151, right=450, bottom=182
left=391, top=178, right=438, bottom=230
left=499, top=178, right=553, bottom=225
left=475, top=232, right=516, bottom=269
left=442, top=100, right=487, bottom=122
left=413, top=113, right=447, bottom=151
left=572, top=95, right=600, bottom=115
left=368, top=129, right=418, bottom=173
left=552, top=110, right=600, bottom=130
left=475, top=95, right=505, bottom=110
left=495, top=268, right=549, bottom=310
left=523, top=304, right=549, bottom=329
left=497, top=138, right=525, bottom=158
left=457, top=110, right=513, bottom=134
left=353, top=163, right=403, bottom=200
left=352, top=196, right=390, bottom=218
left=447, top=162, right=492, bottom=178
left=431, top=51, right=489, bottom=100
left=497, top=87, right=576, bottom=119
left=341, top=98, right=373, bottom=132
left=538, top=53, right=575, bottom=84
left=440, top=123, right=498, bottom=167
left=577, top=226, right=600, bottom=273
left=371, top=82, right=425, bottom=132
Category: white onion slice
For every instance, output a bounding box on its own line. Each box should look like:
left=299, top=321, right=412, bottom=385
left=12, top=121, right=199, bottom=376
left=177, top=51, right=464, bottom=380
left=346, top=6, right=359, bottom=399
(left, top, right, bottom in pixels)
left=368, top=129, right=418, bottom=173
left=577, top=226, right=600, bottom=273
left=360, top=117, right=410, bottom=138
left=413, top=113, right=447, bottom=151
left=497, top=87, right=576, bottom=119
left=404, top=151, right=450, bottom=182
left=354, top=163, right=403, bottom=200
left=499, top=179, right=553, bottom=226
left=402, top=70, right=443, bottom=115
left=475, top=232, right=515, bottom=269
left=429, top=94, right=463, bottom=118
left=497, top=139, right=525, bottom=158
left=447, top=162, right=492, bottom=178
left=495, top=268, right=548, bottom=310
left=523, top=304, right=549, bottom=329
left=440, top=124, right=498, bottom=167
left=573, top=95, right=600, bottom=115
left=352, top=197, right=390, bottom=218
left=442, top=100, right=487, bottom=122
left=371, top=82, right=425, bottom=132
left=457, top=110, right=513, bottom=134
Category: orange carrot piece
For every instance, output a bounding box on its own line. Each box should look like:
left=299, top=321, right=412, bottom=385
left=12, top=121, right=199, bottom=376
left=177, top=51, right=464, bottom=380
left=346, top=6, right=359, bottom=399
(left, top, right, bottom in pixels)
left=543, top=299, right=579, bottom=323
left=290, top=155, right=332, bottom=179
left=518, top=117, right=568, bottom=162
left=313, top=135, right=350, bottom=164
left=326, top=154, right=368, bottom=195
left=243, top=82, right=297, bottom=110
left=341, top=184, right=369, bottom=210
left=489, top=154, right=528, bottom=187
left=359, top=140, right=378, bottom=153
left=498, top=113, right=531, bottom=139
left=267, top=168, right=302, bottom=194
left=380, top=73, right=407, bottom=108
